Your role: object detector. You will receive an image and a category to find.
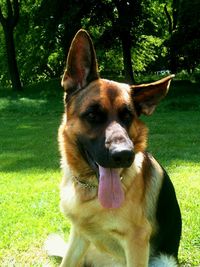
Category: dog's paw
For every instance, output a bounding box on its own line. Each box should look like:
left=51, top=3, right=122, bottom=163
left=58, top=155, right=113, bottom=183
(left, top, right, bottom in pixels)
left=44, top=234, right=67, bottom=258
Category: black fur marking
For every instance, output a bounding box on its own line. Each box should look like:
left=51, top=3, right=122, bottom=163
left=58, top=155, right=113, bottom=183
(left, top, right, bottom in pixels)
left=76, top=137, right=99, bottom=177
left=152, top=170, right=182, bottom=258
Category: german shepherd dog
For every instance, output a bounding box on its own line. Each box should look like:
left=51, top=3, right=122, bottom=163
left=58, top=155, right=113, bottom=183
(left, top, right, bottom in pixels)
left=45, top=30, right=182, bottom=267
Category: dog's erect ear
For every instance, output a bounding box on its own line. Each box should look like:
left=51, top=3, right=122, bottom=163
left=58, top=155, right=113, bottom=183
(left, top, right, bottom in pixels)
left=61, top=29, right=99, bottom=93
left=131, top=75, right=174, bottom=116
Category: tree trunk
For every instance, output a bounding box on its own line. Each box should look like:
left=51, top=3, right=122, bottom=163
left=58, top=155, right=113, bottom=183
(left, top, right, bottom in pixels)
left=169, top=45, right=178, bottom=73
left=164, top=3, right=179, bottom=74
left=120, top=30, right=135, bottom=84
left=0, top=0, right=22, bottom=91
left=4, top=24, right=22, bottom=91
left=114, top=0, right=135, bottom=84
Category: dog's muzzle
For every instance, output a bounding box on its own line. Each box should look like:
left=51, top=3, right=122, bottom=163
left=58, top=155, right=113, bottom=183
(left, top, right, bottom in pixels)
left=105, top=121, right=134, bottom=168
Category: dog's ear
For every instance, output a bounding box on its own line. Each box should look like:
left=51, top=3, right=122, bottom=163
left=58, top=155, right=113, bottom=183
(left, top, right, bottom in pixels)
left=131, top=75, right=174, bottom=116
left=61, top=29, right=99, bottom=94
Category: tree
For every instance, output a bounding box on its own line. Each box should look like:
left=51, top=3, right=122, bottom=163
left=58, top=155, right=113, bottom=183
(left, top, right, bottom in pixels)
left=164, top=0, right=200, bottom=73
left=113, top=0, right=141, bottom=83
left=36, top=0, right=144, bottom=83
left=164, top=0, right=179, bottom=73
left=33, top=0, right=90, bottom=79
left=177, top=0, right=200, bottom=72
left=79, top=0, right=143, bottom=83
left=0, top=0, right=22, bottom=91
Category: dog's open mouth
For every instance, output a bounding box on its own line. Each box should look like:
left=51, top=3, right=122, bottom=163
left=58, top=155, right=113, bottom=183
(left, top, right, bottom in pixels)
left=84, top=150, right=124, bottom=209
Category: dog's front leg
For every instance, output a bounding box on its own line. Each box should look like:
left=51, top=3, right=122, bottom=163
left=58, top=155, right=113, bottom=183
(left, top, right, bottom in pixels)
left=124, top=224, right=151, bottom=267
left=60, top=226, right=90, bottom=267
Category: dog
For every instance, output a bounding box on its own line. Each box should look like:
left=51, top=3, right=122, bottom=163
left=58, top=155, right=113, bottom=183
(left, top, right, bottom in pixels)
left=45, top=29, right=182, bottom=267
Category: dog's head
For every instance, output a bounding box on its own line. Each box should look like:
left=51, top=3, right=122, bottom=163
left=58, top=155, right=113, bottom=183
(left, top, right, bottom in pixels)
left=60, top=29, right=174, bottom=208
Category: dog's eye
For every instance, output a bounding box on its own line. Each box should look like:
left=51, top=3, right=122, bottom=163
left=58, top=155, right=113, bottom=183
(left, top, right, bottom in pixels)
left=87, top=111, right=98, bottom=121
left=82, top=105, right=107, bottom=124
left=85, top=111, right=106, bottom=124
left=119, top=107, right=133, bottom=126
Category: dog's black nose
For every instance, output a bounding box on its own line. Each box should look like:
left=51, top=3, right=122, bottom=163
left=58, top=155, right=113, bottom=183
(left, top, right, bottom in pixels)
left=111, top=148, right=134, bottom=167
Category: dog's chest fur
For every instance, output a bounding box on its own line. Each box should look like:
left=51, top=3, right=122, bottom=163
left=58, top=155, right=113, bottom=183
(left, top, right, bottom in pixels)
left=60, top=152, right=163, bottom=262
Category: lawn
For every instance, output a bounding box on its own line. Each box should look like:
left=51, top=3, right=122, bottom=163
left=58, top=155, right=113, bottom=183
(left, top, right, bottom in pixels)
left=0, top=78, right=199, bottom=266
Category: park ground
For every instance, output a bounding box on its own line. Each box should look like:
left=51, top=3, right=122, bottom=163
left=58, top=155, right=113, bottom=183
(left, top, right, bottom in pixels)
left=0, top=78, right=200, bottom=266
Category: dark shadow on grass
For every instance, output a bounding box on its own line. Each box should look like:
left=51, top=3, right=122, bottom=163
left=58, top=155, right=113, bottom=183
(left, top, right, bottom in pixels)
left=0, top=117, right=61, bottom=172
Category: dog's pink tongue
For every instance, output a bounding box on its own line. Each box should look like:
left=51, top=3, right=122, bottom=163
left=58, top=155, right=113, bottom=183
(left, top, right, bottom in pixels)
left=98, top=166, right=124, bottom=209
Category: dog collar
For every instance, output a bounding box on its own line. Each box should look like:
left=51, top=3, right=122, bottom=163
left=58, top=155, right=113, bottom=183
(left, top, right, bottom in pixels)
left=73, top=175, right=124, bottom=189
left=73, top=176, right=98, bottom=189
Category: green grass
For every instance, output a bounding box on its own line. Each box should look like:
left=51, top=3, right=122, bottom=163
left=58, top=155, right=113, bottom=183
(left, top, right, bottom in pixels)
left=0, top=79, right=200, bottom=266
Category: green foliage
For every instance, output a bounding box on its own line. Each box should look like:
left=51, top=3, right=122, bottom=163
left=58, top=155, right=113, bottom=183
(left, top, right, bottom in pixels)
left=0, top=0, right=200, bottom=88
left=175, top=69, right=200, bottom=83
left=15, top=0, right=64, bottom=84
left=0, top=27, right=9, bottom=86
left=166, top=0, right=200, bottom=72
left=97, top=48, right=123, bottom=75
left=132, top=35, right=163, bottom=72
